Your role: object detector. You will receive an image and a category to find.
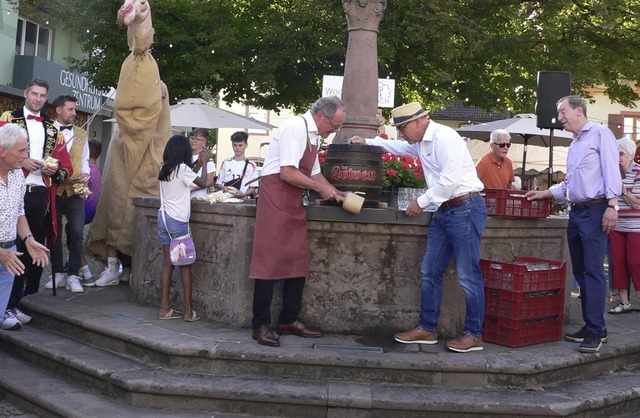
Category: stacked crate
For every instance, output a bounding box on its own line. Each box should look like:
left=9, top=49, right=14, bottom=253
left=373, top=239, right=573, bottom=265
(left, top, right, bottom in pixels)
left=483, top=189, right=551, bottom=217
left=481, top=256, right=567, bottom=347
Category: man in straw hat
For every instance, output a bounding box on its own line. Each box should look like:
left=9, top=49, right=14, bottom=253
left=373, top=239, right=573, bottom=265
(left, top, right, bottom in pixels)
left=349, top=102, right=487, bottom=353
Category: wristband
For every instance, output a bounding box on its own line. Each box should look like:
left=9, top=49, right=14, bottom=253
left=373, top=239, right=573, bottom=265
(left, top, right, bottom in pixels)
left=23, top=234, right=33, bottom=244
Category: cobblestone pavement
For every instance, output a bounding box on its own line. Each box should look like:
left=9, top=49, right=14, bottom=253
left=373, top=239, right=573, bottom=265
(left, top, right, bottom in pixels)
left=0, top=392, right=38, bottom=418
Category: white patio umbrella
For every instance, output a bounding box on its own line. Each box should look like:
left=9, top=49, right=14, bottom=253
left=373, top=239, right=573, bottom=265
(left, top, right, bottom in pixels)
left=104, top=98, right=277, bottom=131
left=170, top=98, right=276, bottom=130
left=457, top=114, right=574, bottom=188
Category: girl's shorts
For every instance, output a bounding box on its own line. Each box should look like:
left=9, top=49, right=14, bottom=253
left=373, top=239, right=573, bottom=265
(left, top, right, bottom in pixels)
left=157, top=211, right=189, bottom=245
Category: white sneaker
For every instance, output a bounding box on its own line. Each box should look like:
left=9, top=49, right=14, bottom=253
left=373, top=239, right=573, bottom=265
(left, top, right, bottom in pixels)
left=1, top=310, right=22, bottom=330
left=66, top=275, right=85, bottom=293
left=44, top=273, right=66, bottom=289
left=95, top=269, right=119, bottom=287
left=120, top=267, right=132, bottom=282
left=13, top=308, right=31, bottom=324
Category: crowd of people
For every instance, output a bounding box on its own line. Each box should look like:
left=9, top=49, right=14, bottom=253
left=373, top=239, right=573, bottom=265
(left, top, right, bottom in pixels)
left=0, top=79, right=105, bottom=330
left=1, top=78, right=638, bottom=355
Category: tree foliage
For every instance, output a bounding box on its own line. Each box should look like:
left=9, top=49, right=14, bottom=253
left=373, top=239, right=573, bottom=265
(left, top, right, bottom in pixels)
left=11, top=0, right=640, bottom=114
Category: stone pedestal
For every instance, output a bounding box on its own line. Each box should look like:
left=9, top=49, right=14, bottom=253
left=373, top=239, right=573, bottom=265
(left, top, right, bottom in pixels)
left=333, top=0, right=388, bottom=144
left=132, top=196, right=571, bottom=338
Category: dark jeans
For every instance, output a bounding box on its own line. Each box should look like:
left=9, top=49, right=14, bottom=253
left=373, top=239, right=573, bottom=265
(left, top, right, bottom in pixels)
left=251, top=277, right=305, bottom=328
left=52, top=193, right=85, bottom=276
left=9, top=187, right=48, bottom=310
left=567, top=201, right=608, bottom=333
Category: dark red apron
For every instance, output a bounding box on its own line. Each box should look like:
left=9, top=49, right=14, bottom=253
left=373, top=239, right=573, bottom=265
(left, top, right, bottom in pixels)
left=249, top=140, right=318, bottom=280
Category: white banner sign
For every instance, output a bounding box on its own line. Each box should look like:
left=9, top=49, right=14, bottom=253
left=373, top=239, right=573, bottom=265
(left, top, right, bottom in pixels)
left=322, top=75, right=395, bottom=108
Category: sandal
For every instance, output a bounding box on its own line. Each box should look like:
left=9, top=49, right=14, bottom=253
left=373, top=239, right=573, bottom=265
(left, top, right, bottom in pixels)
left=608, top=302, right=632, bottom=314
left=158, top=308, right=184, bottom=320
left=184, top=310, right=200, bottom=322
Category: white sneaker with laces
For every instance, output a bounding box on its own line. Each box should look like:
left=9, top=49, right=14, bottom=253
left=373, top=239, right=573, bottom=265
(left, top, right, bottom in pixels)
left=44, top=273, right=66, bottom=289
left=1, top=310, right=22, bottom=330
left=95, top=269, right=120, bottom=287
left=13, top=308, right=31, bottom=324
left=66, top=275, right=84, bottom=293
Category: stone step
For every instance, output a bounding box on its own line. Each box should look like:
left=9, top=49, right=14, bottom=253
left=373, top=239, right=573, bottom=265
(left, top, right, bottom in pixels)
left=0, top=354, right=230, bottom=418
left=18, top=288, right=640, bottom=392
left=1, top=324, right=640, bottom=417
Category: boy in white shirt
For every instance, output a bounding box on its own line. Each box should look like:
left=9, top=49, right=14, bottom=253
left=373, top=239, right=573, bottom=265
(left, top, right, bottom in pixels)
left=189, top=128, right=216, bottom=198
left=215, top=131, right=257, bottom=199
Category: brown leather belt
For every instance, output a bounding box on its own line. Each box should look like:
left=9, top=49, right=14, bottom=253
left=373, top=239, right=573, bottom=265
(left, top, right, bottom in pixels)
left=440, top=192, right=482, bottom=210
left=0, top=240, right=15, bottom=249
left=570, top=197, right=607, bottom=211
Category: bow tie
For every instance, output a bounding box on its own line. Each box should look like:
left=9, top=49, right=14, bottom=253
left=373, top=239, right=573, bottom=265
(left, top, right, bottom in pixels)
left=59, top=125, right=73, bottom=131
left=27, top=114, right=44, bottom=122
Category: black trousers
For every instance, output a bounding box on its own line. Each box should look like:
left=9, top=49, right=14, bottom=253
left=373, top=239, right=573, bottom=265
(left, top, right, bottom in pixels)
left=251, top=277, right=305, bottom=328
left=8, top=187, right=48, bottom=310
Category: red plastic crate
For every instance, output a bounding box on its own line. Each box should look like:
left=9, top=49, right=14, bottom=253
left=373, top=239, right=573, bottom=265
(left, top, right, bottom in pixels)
left=484, top=288, right=564, bottom=320
left=481, top=256, right=567, bottom=292
left=483, top=188, right=551, bottom=218
left=483, top=314, right=564, bottom=347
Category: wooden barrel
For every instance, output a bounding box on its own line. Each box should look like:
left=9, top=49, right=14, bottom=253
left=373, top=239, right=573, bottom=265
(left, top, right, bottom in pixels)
left=324, top=144, right=383, bottom=207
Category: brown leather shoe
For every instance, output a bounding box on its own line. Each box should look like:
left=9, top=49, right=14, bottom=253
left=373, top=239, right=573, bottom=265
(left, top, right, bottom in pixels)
left=277, top=320, right=322, bottom=338
left=252, top=325, right=280, bottom=347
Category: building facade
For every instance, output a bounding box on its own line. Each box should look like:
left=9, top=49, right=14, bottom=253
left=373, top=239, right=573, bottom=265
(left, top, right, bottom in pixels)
left=0, top=0, right=112, bottom=167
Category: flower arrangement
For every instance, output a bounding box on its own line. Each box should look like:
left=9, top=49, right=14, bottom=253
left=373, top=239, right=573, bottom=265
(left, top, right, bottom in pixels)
left=382, top=152, right=426, bottom=189
left=378, top=133, right=426, bottom=189
left=318, top=148, right=328, bottom=165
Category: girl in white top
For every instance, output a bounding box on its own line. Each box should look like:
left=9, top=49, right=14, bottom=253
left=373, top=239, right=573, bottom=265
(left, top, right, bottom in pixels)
left=157, top=135, right=211, bottom=322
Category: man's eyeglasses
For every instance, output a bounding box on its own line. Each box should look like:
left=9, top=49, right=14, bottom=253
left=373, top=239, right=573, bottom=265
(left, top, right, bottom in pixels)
left=322, top=112, right=342, bottom=131
left=190, top=136, right=206, bottom=142
left=493, top=142, right=511, bottom=148
left=397, top=120, right=414, bottom=134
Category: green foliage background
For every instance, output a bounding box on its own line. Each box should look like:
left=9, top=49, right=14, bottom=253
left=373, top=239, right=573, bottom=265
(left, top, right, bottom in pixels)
left=10, top=0, right=640, bottom=114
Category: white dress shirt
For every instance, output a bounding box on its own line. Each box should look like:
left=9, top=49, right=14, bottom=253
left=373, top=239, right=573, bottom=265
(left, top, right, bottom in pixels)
left=366, top=120, right=484, bottom=209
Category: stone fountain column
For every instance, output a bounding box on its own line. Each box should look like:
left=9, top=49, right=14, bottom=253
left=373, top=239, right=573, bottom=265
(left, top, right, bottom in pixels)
left=333, top=0, right=387, bottom=144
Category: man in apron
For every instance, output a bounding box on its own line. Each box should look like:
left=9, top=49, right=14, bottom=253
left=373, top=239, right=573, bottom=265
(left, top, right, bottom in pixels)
left=249, top=96, right=346, bottom=347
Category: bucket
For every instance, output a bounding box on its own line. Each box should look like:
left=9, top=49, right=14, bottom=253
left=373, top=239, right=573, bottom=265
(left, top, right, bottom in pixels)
left=324, top=144, right=383, bottom=208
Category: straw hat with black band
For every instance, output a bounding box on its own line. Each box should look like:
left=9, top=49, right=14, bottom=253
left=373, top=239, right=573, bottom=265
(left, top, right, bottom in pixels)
left=391, top=102, right=430, bottom=127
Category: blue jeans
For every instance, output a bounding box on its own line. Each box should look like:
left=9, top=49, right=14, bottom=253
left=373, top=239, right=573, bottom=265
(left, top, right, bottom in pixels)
left=157, top=210, right=190, bottom=245
left=419, top=196, right=487, bottom=337
left=567, top=202, right=608, bottom=333
left=0, top=245, right=16, bottom=313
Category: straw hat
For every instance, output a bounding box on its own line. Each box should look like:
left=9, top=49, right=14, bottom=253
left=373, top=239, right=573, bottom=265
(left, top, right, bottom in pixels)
left=391, top=102, right=430, bottom=126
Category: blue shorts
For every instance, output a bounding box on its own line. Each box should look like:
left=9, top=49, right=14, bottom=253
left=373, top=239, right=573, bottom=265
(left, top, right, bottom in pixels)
left=157, top=211, right=190, bottom=245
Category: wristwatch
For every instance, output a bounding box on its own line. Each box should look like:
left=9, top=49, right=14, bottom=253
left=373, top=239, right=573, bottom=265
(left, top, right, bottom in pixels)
left=607, top=204, right=619, bottom=211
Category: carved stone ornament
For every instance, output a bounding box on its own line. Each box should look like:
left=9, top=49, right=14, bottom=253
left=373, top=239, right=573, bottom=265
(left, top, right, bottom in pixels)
left=343, top=0, right=387, bottom=33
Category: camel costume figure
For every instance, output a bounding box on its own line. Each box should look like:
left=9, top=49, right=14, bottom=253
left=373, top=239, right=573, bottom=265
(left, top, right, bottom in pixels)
left=89, top=0, right=171, bottom=263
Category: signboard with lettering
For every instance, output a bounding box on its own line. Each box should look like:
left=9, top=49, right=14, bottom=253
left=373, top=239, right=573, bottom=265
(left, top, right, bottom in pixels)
left=322, top=75, right=395, bottom=108
left=13, top=55, right=106, bottom=113
left=58, top=69, right=104, bottom=112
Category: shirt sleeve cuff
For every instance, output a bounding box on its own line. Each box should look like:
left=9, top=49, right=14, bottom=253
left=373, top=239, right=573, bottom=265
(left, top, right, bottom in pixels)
left=417, top=194, right=430, bottom=209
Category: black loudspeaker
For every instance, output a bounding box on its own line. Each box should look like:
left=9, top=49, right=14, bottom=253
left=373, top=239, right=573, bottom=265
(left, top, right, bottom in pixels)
left=536, top=71, right=571, bottom=129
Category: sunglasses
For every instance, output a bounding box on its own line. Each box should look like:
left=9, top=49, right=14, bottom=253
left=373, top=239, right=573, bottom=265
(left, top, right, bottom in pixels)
left=493, top=142, right=511, bottom=148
